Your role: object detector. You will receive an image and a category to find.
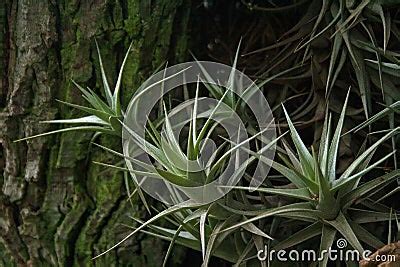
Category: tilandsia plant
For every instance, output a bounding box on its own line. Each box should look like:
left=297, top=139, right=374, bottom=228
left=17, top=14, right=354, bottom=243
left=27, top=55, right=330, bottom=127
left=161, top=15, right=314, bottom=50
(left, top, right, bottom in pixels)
left=15, top=40, right=132, bottom=142
left=106, top=79, right=276, bottom=188
left=196, top=43, right=284, bottom=157
left=93, top=73, right=283, bottom=265
left=79, top=58, right=398, bottom=265
left=13, top=40, right=154, bottom=220
left=12, top=40, right=282, bottom=266
left=11, top=37, right=399, bottom=266
left=220, top=90, right=400, bottom=266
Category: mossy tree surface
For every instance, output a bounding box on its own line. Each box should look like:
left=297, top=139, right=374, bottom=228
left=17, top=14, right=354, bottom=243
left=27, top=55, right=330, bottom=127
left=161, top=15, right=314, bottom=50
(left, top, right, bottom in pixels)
left=0, top=0, right=191, bottom=266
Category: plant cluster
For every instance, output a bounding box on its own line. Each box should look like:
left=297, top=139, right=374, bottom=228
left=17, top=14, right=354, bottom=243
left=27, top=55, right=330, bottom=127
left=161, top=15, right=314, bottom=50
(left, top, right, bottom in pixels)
left=17, top=1, right=400, bottom=266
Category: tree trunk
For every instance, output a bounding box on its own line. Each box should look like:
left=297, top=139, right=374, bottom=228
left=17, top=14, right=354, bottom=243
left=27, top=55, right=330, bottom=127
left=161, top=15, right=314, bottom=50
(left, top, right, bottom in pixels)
left=0, top=0, right=191, bottom=266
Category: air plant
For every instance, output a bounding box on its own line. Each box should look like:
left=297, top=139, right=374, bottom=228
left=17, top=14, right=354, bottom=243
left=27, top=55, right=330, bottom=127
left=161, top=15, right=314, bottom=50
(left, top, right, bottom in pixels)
left=93, top=89, right=399, bottom=267
left=15, top=40, right=132, bottom=142
left=12, top=38, right=399, bottom=266
left=41, top=43, right=396, bottom=266
left=221, top=90, right=400, bottom=266
left=92, top=64, right=281, bottom=266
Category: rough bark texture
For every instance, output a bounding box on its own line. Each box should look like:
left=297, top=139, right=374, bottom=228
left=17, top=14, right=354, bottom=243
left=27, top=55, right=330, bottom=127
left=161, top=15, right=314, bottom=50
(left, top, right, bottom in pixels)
left=0, top=0, right=191, bottom=266
left=360, top=242, right=400, bottom=267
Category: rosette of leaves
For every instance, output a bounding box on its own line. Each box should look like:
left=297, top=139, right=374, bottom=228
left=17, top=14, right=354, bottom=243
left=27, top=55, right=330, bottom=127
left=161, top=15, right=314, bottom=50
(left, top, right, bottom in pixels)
left=92, top=75, right=282, bottom=266
left=95, top=89, right=399, bottom=267
left=221, top=91, right=399, bottom=266
left=13, top=42, right=282, bottom=266
left=15, top=41, right=132, bottom=142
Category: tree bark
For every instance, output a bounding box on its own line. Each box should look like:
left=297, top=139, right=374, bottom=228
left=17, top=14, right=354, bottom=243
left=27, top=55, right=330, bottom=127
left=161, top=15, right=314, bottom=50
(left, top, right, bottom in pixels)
left=0, top=0, right=191, bottom=266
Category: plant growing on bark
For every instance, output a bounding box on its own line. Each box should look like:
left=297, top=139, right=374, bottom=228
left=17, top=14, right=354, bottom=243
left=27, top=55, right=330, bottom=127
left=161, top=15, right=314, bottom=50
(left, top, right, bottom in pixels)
left=15, top=41, right=132, bottom=142
left=13, top=40, right=399, bottom=266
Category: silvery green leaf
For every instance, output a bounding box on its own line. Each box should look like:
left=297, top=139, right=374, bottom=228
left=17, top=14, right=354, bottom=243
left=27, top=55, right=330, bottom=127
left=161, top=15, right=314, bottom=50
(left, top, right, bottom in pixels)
left=113, top=41, right=133, bottom=115
left=42, top=115, right=107, bottom=125
left=319, top=225, right=336, bottom=267
left=14, top=126, right=116, bottom=142
left=282, top=105, right=315, bottom=179
left=273, top=222, right=322, bottom=250
left=326, top=89, right=349, bottom=181
left=323, top=212, right=363, bottom=253
left=95, top=39, right=113, bottom=106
